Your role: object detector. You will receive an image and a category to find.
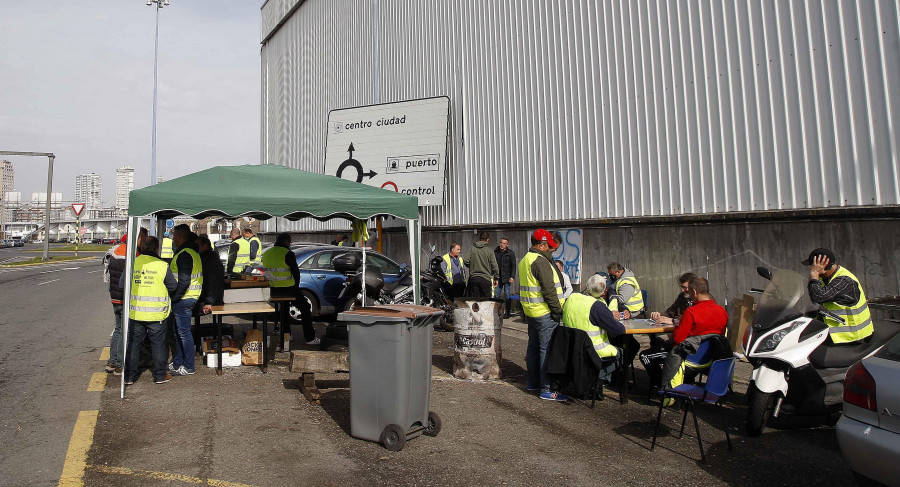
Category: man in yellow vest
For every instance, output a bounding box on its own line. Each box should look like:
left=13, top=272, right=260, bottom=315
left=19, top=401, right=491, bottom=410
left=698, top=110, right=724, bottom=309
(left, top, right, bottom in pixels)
left=441, top=243, right=467, bottom=299
left=244, top=228, right=262, bottom=266
left=226, top=227, right=249, bottom=275
left=124, top=236, right=177, bottom=385
left=519, top=229, right=568, bottom=401
left=562, top=274, right=626, bottom=358
left=262, top=232, right=318, bottom=346
left=607, top=262, right=644, bottom=379
left=167, top=224, right=203, bottom=376
left=804, top=248, right=873, bottom=344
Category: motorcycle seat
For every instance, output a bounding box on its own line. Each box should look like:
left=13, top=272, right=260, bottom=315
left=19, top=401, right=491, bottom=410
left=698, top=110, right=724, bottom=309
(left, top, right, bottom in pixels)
left=809, top=319, right=900, bottom=369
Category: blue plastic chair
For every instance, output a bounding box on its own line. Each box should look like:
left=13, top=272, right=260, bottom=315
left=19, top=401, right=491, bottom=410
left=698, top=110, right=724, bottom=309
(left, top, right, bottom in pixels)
left=683, top=339, right=714, bottom=383
left=651, top=357, right=736, bottom=462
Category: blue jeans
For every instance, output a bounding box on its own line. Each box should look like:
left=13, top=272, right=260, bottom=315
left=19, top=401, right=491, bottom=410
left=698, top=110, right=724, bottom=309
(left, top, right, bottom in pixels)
left=109, top=303, right=124, bottom=368
left=494, top=282, right=513, bottom=316
left=126, top=319, right=168, bottom=381
left=171, top=298, right=196, bottom=371
left=525, top=313, right=558, bottom=393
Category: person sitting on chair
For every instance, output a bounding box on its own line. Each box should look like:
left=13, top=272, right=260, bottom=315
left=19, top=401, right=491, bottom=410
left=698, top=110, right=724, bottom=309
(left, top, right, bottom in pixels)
left=562, top=274, right=626, bottom=358
left=654, top=277, right=729, bottom=405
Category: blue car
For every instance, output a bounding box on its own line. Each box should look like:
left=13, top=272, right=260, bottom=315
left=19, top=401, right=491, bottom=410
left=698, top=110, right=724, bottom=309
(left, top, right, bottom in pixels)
left=249, top=245, right=406, bottom=320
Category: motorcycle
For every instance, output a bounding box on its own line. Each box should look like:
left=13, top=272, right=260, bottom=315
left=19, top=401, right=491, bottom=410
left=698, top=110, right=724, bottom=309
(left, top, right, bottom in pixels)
left=743, top=266, right=900, bottom=436
left=420, top=254, right=456, bottom=331
left=333, top=252, right=414, bottom=310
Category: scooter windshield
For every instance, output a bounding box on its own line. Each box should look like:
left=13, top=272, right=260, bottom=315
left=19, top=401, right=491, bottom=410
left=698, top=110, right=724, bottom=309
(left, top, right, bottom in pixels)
left=753, top=269, right=806, bottom=328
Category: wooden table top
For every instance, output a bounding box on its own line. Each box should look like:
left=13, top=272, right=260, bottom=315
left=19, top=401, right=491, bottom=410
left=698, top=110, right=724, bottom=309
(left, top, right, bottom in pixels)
left=622, top=319, right=675, bottom=335
left=226, top=279, right=269, bottom=289
left=210, top=302, right=276, bottom=315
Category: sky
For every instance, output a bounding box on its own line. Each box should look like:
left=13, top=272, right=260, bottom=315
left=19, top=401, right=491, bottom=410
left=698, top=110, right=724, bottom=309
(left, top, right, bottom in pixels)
left=0, top=1, right=261, bottom=206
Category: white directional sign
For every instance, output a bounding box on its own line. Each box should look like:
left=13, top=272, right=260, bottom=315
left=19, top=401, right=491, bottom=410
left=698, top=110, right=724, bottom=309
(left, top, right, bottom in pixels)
left=71, top=203, right=85, bottom=217
left=324, top=97, right=450, bottom=206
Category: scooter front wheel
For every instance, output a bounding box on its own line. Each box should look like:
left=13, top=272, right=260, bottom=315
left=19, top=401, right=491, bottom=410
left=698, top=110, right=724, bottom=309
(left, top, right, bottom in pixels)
left=746, top=383, right=774, bottom=437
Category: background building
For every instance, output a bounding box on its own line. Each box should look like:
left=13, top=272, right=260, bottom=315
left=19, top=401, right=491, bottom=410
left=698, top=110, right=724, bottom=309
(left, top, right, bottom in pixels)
left=74, top=173, right=102, bottom=210
left=115, top=166, right=134, bottom=215
left=260, top=0, right=900, bottom=304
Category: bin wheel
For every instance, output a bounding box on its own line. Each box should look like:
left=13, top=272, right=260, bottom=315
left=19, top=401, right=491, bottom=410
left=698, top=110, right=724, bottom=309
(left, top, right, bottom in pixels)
left=424, top=411, right=442, bottom=437
left=380, top=424, right=407, bottom=451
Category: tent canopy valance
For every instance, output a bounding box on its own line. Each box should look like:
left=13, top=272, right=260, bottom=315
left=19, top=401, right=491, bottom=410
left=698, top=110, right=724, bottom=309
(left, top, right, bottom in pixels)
left=128, top=164, right=419, bottom=221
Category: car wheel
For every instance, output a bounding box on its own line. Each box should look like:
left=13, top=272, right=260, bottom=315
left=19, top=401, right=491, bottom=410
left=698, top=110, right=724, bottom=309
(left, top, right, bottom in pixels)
left=289, top=291, right=318, bottom=320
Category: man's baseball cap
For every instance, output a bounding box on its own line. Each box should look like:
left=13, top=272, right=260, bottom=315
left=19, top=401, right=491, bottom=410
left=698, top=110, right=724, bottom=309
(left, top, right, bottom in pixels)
left=802, top=248, right=836, bottom=266
left=532, top=229, right=559, bottom=249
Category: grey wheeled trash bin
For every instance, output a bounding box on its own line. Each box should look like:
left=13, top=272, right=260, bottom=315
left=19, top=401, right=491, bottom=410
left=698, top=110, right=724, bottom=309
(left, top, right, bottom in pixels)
left=338, top=304, right=444, bottom=451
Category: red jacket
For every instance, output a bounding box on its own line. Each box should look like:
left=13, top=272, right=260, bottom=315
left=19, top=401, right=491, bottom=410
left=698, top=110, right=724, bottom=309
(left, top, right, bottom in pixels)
left=673, top=299, right=728, bottom=344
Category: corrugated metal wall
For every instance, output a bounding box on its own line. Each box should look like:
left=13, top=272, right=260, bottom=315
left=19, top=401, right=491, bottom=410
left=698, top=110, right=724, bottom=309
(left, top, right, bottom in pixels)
left=261, top=0, right=900, bottom=231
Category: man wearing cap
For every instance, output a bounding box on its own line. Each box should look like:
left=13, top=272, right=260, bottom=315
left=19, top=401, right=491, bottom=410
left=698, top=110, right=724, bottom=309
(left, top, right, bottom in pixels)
left=519, top=229, right=568, bottom=401
left=804, top=248, right=873, bottom=344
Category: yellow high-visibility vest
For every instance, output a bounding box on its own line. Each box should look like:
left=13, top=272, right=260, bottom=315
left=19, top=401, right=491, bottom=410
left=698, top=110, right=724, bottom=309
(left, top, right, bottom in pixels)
left=170, top=248, right=203, bottom=300
left=248, top=236, right=262, bottom=265
left=160, top=237, right=174, bottom=259
left=563, top=293, right=617, bottom=358
left=442, top=253, right=464, bottom=285
left=129, top=254, right=171, bottom=321
left=234, top=238, right=251, bottom=271
left=517, top=251, right=564, bottom=318
left=615, top=274, right=644, bottom=313
left=822, top=266, right=873, bottom=344
left=262, top=246, right=295, bottom=288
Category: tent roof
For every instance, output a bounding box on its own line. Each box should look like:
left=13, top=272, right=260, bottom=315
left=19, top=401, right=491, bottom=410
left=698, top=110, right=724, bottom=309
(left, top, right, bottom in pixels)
left=128, top=164, right=419, bottom=221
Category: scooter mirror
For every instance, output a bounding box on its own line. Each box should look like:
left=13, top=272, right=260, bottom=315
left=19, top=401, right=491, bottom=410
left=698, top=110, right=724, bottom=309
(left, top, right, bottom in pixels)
left=757, top=267, right=773, bottom=281
left=429, top=244, right=436, bottom=253
left=400, top=262, right=408, bottom=270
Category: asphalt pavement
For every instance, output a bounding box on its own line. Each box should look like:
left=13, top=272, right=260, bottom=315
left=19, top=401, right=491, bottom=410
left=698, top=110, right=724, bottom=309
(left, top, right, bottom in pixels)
left=0, top=252, right=857, bottom=486
left=0, top=250, right=110, bottom=486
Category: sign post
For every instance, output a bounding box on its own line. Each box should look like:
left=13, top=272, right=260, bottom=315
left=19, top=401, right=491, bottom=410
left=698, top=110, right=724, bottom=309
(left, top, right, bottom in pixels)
left=71, top=203, right=85, bottom=257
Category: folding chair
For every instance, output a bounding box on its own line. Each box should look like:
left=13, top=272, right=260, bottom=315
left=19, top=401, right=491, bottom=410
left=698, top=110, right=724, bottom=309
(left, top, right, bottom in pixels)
left=650, top=357, right=736, bottom=463
left=590, top=352, right=627, bottom=406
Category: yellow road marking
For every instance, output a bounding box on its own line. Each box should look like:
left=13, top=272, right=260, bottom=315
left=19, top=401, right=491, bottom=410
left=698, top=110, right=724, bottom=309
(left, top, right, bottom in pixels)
left=87, top=373, right=107, bottom=392
left=58, top=410, right=99, bottom=487
left=99, top=347, right=110, bottom=361
left=86, top=465, right=256, bottom=487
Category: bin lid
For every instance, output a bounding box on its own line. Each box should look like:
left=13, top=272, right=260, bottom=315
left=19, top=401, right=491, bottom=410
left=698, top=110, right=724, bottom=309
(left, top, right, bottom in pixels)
left=338, top=304, right=443, bottom=324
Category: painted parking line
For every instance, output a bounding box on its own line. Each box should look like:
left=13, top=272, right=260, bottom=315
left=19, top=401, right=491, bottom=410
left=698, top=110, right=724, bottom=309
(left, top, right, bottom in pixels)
left=85, top=269, right=103, bottom=274
left=58, top=410, right=99, bottom=487
left=86, top=373, right=107, bottom=392
left=37, top=279, right=61, bottom=286
left=99, top=347, right=110, bottom=361
left=85, top=465, right=257, bottom=487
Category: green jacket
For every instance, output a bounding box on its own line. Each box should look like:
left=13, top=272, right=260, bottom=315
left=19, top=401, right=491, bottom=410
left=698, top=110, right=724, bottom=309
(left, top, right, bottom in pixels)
left=528, top=248, right=565, bottom=320
left=465, top=241, right=499, bottom=282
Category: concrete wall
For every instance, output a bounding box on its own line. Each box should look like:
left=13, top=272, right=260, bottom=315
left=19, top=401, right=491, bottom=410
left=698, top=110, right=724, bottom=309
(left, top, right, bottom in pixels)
left=367, top=217, right=899, bottom=315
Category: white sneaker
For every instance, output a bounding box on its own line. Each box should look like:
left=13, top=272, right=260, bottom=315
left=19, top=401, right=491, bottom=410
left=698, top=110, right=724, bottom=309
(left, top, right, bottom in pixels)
left=305, top=337, right=321, bottom=345
left=171, top=365, right=195, bottom=376
left=167, top=362, right=176, bottom=372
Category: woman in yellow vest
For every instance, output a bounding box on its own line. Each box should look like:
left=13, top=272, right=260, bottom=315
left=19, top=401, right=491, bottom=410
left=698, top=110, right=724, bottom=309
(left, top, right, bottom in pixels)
left=262, top=233, right=318, bottom=345
left=124, top=236, right=177, bottom=385
left=168, top=225, right=204, bottom=376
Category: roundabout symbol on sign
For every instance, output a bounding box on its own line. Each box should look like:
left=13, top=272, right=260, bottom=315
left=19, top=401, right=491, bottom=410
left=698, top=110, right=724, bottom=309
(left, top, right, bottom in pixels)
left=336, top=143, right=377, bottom=183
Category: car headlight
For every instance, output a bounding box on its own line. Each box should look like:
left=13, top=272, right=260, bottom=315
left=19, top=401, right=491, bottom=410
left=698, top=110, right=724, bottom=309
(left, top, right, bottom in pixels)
left=755, top=321, right=803, bottom=353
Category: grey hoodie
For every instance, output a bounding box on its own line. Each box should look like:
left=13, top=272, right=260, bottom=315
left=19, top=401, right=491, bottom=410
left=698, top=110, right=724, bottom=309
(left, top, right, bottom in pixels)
left=464, top=241, right=499, bottom=282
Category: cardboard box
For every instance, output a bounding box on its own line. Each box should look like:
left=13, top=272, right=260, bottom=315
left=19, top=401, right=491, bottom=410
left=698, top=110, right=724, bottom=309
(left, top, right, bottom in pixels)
left=727, top=294, right=756, bottom=355
left=202, top=336, right=241, bottom=356
left=206, top=351, right=242, bottom=367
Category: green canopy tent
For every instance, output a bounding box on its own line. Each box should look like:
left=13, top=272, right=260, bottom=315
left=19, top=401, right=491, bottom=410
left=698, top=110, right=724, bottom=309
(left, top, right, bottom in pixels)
left=119, top=164, right=422, bottom=398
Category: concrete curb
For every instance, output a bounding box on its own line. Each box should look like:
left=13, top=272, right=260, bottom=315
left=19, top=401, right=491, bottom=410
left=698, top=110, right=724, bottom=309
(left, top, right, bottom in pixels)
left=0, top=257, right=98, bottom=268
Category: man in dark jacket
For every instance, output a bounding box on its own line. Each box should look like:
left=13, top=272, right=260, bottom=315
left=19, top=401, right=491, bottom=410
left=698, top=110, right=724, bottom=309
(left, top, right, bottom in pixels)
left=195, top=235, right=225, bottom=314
left=104, top=228, right=148, bottom=375
left=493, top=237, right=516, bottom=318
left=464, top=232, right=499, bottom=298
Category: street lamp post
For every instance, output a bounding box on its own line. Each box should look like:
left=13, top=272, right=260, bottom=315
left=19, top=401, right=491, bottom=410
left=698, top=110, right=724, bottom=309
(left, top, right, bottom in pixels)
left=147, top=0, right=169, bottom=237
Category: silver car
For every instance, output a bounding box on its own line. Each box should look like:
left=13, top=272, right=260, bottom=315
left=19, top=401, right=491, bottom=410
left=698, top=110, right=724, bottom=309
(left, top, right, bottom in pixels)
left=836, top=332, right=900, bottom=487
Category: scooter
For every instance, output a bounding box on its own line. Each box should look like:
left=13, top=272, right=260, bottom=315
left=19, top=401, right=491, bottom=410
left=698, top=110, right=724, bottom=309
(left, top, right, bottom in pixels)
left=743, top=267, right=900, bottom=436
left=333, top=252, right=414, bottom=311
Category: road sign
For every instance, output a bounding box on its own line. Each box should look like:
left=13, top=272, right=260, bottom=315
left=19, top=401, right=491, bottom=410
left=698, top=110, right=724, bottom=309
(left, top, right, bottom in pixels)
left=324, top=97, right=450, bottom=206
left=79, top=227, right=87, bottom=235
left=71, top=203, right=85, bottom=217
left=165, top=219, right=175, bottom=229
